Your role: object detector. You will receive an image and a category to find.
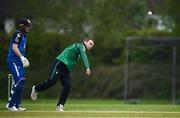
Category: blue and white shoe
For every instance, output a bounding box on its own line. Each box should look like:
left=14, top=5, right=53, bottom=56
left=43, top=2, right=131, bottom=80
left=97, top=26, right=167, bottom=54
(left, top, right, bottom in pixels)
left=6, top=104, right=18, bottom=111
left=17, top=107, right=26, bottom=111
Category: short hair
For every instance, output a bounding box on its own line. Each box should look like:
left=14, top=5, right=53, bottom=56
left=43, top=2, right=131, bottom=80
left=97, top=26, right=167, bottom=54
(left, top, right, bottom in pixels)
left=83, top=37, right=94, bottom=42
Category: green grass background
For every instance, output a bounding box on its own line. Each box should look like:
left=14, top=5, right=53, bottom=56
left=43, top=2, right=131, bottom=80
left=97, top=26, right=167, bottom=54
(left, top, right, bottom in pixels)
left=0, top=99, right=180, bottom=118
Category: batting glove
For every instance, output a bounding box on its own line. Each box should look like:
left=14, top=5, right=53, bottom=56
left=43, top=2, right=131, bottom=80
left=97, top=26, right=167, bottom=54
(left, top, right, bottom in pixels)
left=20, top=56, right=30, bottom=68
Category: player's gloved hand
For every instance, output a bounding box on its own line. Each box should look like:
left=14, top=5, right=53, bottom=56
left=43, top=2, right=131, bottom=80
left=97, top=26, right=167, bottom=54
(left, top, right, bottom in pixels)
left=20, top=56, right=30, bottom=68
left=86, top=68, right=91, bottom=76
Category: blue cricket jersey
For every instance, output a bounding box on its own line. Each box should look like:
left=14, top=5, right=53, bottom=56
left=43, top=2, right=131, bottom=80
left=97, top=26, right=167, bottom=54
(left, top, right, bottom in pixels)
left=7, top=29, right=27, bottom=64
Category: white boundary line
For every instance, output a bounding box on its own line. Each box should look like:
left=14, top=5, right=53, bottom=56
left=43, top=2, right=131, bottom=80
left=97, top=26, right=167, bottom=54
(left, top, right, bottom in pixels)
left=1, top=110, right=180, bottom=114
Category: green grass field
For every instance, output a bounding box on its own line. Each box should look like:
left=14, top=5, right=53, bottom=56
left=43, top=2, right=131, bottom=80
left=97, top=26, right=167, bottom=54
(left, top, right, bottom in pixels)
left=0, top=99, right=180, bottom=118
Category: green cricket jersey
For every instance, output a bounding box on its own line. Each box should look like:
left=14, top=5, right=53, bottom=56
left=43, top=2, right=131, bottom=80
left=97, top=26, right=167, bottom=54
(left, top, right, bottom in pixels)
left=56, top=43, right=90, bottom=72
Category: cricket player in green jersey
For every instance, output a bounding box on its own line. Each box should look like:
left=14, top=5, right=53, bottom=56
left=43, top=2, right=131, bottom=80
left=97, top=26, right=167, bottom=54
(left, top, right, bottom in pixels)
left=31, top=38, right=94, bottom=111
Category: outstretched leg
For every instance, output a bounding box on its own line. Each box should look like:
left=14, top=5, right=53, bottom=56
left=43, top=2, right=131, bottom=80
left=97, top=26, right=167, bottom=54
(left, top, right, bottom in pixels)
left=31, top=60, right=60, bottom=100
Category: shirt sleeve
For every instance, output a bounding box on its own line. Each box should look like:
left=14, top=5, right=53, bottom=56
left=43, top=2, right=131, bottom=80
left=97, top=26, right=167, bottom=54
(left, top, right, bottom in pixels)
left=12, top=33, right=22, bottom=44
left=77, top=43, right=90, bottom=69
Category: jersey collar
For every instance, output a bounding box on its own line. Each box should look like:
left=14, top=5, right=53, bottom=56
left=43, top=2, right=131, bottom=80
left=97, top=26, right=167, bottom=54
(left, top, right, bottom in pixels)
left=19, top=29, right=26, bottom=36
left=82, top=43, right=86, bottom=52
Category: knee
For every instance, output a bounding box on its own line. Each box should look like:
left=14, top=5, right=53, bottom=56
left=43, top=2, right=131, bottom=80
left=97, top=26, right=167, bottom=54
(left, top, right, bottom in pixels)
left=16, top=79, right=26, bottom=90
left=46, top=79, right=57, bottom=86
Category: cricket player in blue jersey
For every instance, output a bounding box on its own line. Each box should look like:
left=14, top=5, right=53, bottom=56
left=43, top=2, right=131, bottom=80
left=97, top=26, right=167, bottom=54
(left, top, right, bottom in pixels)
left=6, top=18, right=32, bottom=111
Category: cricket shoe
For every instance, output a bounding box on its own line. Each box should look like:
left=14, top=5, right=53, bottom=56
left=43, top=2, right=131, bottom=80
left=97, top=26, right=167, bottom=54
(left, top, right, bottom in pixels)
left=6, top=104, right=19, bottom=111
left=31, top=85, right=38, bottom=101
left=17, top=107, right=26, bottom=111
left=56, top=104, right=64, bottom=112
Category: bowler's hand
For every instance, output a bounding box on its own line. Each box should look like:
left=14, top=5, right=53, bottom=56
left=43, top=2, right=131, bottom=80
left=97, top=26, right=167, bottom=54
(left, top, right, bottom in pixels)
left=86, top=68, right=91, bottom=76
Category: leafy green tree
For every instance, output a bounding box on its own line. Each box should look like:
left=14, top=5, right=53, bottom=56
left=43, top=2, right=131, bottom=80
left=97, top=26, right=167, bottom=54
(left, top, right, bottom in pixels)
left=158, top=0, right=180, bottom=35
